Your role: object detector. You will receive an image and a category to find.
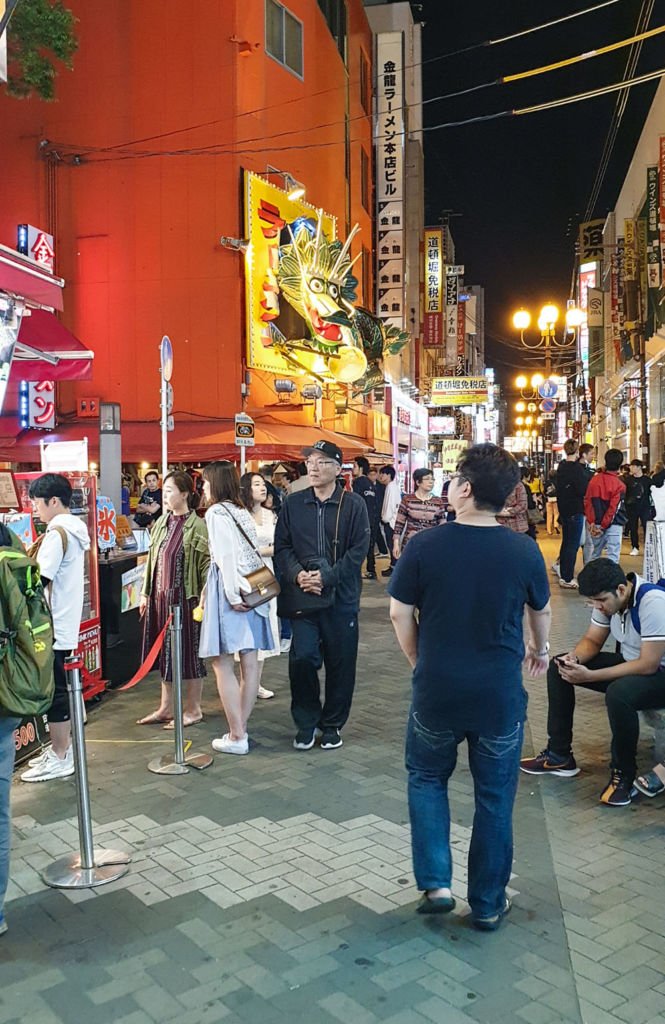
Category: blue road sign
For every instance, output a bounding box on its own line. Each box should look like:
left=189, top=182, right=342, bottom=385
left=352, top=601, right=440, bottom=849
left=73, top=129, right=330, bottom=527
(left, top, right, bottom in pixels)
left=540, top=398, right=556, bottom=413
left=538, top=379, right=558, bottom=399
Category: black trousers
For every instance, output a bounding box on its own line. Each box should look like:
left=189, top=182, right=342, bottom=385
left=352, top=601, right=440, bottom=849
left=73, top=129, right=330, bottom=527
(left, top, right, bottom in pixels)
left=547, top=652, right=665, bottom=781
left=366, top=519, right=378, bottom=574
left=627, top=508, right=650, bottom=550
left=383, top=522, right=397, bottom=566
left=289, top=604, right=360, bottom=731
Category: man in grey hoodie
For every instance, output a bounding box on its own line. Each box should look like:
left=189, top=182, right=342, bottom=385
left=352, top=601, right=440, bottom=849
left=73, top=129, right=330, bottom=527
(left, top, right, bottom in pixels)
left=21, top=474, right=91, bottom=783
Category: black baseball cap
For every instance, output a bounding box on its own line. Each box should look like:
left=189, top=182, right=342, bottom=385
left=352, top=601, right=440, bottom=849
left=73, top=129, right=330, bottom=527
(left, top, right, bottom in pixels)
left=302, top=439, right=343, bottom=465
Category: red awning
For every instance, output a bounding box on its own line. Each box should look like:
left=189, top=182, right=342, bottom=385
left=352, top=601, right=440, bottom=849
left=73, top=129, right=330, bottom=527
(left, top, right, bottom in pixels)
left=0, top=418, right=372, bottom=465
left=0, top=244, right=64, bottom=311
left=13, top=309, right=94, bottom=382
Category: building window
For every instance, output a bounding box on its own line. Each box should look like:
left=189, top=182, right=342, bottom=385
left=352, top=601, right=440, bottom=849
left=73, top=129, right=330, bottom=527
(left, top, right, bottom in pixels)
left=317, top=0, right=347, bottom=62
left=266, top=0, right=303, bottom=78
left=360, top=50, right=370, bottom=113
left=361, top=148, right=370, bottom=213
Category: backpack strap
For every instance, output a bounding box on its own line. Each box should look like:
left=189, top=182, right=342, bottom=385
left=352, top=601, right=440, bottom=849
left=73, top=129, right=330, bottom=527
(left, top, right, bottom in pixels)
left=630, top=578, right=665, bottom=633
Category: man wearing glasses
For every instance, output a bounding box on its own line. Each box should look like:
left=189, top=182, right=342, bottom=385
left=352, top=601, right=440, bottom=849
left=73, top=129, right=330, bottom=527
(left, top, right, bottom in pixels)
left=389, top=444, right=550, bottom=930
left=275, top=440, right=370, bottom=751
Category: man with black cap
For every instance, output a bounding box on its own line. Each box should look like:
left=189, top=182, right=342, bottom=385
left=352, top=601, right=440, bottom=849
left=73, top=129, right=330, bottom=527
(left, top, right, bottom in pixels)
left=275, top=440, right=370, bottom=750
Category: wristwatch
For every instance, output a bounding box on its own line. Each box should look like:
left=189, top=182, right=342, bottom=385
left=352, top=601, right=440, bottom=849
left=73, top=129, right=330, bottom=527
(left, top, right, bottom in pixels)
left=531, top=641, right=550, bottom=657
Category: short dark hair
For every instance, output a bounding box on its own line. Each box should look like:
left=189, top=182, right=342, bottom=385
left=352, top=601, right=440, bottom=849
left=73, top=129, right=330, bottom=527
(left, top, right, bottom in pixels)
left=28, top=473, right=72, bottom=507
left=144, top=471, right=159, bottom=482
left=455, top=443, right=520, bottom=513
left=413, top=467, right=433, bottom=486
left=630, top=458, right=643, bottom=468
left=604, top=448, right=623, bottom=472
left=579, top=443, right=594, bottom=457
left=202, top=460, right=242, bottom=506
left=380, top=465, right=396, bottom=480
left=563, top=439, right=578, bottom=456
left=354, top=456, right=370, bottom=475
left=578, top=558, right=627, bottom=597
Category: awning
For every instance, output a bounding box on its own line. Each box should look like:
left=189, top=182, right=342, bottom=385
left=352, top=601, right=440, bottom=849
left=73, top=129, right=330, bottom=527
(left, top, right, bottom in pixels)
left=0, top=244, right=64, bottom=311
left=13, top=309, right=94, bottom=381
left=0, top=418, right=372, bottom=465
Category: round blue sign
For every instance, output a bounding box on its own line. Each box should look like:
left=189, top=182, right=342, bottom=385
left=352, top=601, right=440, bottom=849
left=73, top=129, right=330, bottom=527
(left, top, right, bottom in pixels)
left=538, top=379, right=558, bottom=399
left=540, top=398, right=556, bottom=413
left=160, top=335, right=173, bottom=382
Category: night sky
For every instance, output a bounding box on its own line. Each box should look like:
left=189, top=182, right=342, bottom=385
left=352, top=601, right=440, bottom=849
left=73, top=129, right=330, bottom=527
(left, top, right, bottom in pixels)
left=419, top=0, right=661, bottom=385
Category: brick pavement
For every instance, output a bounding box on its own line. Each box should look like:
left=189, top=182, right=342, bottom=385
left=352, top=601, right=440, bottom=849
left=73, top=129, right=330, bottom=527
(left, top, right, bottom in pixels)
left=1, top=536, right=664, bottom=1024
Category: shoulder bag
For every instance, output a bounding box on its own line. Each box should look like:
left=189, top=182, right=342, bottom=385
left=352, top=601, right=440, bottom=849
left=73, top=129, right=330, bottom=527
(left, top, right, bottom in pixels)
left=225, top=510, right=281, bottom=609
left=277, top=489, right=345, bottom=618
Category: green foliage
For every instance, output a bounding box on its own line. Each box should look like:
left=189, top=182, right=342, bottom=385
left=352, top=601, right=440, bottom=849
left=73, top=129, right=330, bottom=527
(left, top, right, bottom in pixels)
left=6, top=0, right=77, bottom=100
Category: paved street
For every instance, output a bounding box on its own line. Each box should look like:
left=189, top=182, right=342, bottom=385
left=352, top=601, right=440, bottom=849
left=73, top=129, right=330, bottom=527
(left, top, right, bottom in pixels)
left=2, top=535, right=665, bottom=1024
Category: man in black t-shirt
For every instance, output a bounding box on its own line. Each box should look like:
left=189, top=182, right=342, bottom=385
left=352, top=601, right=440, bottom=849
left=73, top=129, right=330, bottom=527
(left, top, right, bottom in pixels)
left=135, top=471, right=162, bottom=528
left=625, top=459, right=652, bottom=556
left=352, top=456, right=378, bottom=578
left=389, top=443, right=551, bottom=931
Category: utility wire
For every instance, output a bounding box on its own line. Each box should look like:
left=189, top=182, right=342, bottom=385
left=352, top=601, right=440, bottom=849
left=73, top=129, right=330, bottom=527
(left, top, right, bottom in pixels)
left=424, top=22, right=665, bottom=106
left=48, top=0, right=623, bottom=157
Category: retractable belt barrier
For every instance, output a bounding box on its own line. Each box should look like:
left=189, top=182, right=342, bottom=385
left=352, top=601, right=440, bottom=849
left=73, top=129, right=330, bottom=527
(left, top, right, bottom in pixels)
left=147, top=604, right=213, bottom=775
left=41, top=657, right=131, bottom=889
left=118, top=613, right=173, bottom=691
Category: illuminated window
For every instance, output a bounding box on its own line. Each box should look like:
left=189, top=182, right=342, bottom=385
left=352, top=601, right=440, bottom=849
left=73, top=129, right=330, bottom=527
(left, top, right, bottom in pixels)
left=266, top=0, right=303, bottom=78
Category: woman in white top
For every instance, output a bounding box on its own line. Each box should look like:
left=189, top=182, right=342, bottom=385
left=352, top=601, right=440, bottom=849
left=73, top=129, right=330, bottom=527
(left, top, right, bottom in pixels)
left=240, top=474, right=280, bottom=699
left=199, top=461, right=274, bottom=755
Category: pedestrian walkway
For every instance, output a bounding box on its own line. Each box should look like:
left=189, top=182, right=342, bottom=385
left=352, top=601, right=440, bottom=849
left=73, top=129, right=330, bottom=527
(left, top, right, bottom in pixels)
left=2, top=537, right=664, bottom=1024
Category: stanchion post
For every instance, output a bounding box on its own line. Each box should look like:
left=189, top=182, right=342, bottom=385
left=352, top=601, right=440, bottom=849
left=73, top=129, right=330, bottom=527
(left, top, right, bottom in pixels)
left=148, top=606, right=213, bottom=775
left=42, top=657, right=131, bottom=889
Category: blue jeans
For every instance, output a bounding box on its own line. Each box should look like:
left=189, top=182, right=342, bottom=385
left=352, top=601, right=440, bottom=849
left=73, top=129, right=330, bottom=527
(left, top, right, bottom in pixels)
left=591, top=524, right=622, bottom=563
left=559, top=513, right=584, bottom=582
left=406, top=709, right=523, bottom=919
left=0, top=716, right=20, bottom=918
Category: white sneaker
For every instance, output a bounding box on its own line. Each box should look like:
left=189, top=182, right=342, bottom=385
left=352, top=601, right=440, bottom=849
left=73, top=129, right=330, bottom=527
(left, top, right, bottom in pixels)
left=280, top=638, right=292, bottom=653
left=551, top=563, right=561, bottom=577
left=559, top=578, right=579, bottom=589
left=629, top=548, right=639, bottom=557
left=211, top=733, right=249, bottom=755
left=21, top=747, right=74, bottom=782
left=257, top=686, right=274, bottom=700
left=27, top=746, right=51, bottom=767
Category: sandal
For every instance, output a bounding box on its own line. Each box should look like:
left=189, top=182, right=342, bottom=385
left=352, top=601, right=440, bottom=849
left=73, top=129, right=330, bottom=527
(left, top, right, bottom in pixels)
left=416, top=891, right=456, bottom=915
left=633, top=770, right=665, bottom=798
left=163, top=716, right=203, bottom=730
left=137, top=712, right=173, bottom=726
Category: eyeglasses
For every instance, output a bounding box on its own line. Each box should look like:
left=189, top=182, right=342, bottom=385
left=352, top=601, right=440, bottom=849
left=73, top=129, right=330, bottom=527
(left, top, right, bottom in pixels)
left=305, top=458, right=337, bottom=469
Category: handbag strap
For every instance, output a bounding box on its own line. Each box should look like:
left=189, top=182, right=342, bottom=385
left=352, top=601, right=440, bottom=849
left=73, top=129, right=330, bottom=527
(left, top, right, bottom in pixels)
left=221, top=505, right=267, bottom=569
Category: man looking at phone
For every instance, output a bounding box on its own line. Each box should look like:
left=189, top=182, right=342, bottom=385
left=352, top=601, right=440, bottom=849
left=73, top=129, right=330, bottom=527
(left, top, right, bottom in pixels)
left=520, top=558, right=665, bottom=807
left=389, top=444, right=551, bottom=931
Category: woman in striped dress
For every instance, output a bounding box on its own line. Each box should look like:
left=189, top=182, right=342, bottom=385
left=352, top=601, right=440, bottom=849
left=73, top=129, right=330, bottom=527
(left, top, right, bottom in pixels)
left=138, top=472, right=209, bottom=727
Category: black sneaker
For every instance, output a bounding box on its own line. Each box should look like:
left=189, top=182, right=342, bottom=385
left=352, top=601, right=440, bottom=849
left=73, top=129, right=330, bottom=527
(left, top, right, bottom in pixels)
left=293, top=728, right=321, bottom=751
left=364, top=572, right=377, bottom=580
left=381, top=567, right=393, bottom=577
left=519, top=749, right=580, bottom=777
left=472, top=897, right=512, bottom=932
left=599, top=769, right=633, bottom=807
left=320, top=728, right=343, bottom=750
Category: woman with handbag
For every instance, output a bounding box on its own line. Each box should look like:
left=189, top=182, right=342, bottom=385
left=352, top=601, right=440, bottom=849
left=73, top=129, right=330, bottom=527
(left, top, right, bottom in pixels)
left=199, top=461, right=275, bottom=755
left=239, top=473, right=281, bottom=699
left=138, top=471, right=209, bottom=728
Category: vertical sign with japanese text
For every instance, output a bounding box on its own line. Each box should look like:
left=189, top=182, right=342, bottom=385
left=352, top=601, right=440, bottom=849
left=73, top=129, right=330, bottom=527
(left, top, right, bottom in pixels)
left=578, top=220, right=605, bottom=262
left=647, top=166, right=660, bottom=290
left=456, top=302, right=466, bottom=360
left=375, top=33, right=405, bottom=331
left=660, top=137, right=665, bottom=288
left=423, top=228, right=443, bottom=346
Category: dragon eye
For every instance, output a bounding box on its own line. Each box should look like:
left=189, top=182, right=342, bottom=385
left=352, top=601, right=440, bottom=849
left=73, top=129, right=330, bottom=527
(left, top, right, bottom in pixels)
left=328, top=283, right=339, bottom=299
left=309, top=278, right=324, bottom=294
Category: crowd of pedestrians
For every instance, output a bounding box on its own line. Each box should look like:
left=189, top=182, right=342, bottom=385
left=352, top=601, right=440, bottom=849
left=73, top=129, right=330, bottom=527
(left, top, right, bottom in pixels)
left=3, top=439, right=665, bottom=941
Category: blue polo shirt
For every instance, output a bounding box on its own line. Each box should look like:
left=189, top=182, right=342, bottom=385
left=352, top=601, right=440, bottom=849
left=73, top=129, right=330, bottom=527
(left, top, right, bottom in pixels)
left=388, top=522, right=550, bottom=734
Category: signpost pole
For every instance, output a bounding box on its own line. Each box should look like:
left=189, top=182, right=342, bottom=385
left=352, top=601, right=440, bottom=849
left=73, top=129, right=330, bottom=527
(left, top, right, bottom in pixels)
left=160, top=374, right=168, bottom=481
left=160, top=336, right=173, bottom=481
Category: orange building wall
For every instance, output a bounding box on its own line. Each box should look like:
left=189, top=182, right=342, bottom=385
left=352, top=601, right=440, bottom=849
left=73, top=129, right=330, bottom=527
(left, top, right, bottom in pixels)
left=0, top=0, right=374, bottom=436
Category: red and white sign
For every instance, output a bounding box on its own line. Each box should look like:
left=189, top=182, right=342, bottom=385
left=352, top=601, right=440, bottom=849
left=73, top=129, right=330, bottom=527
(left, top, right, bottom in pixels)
left=27, top=380, right=55, bottom=428
left=17, top=225, right=55, bottom=274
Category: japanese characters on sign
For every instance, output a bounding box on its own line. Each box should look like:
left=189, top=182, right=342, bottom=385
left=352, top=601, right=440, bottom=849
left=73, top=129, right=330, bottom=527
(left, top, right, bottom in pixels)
left=578, top=263, right=597, bottom=373
left=445, top=271, right=458, bottom=346
left=17, top=224, right=55, bottom=274
left=659, top=137, right=665, bottom=288
left=647, top=166, right=661, bottom=290
left=423, top=228, right=443, bottom=346
left=376, top=33, right=405, bottom=331
left=430, top=376, right=489, bottom=406
left=19, top=380, right=56, bottom=430
left=456, top=303, right=466, bottom=359
left=578, top=219, right=604, bottom=262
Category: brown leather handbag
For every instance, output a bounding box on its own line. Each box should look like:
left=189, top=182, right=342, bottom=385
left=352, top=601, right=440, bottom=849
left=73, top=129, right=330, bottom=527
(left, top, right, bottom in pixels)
left=227, top=513, right=281, bottom=609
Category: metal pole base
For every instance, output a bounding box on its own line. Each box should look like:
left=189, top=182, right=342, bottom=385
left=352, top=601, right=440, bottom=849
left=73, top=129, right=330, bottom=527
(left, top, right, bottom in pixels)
left=147, top=750, right=213, bottom=775
left=42, top=848, right=130, bottom=889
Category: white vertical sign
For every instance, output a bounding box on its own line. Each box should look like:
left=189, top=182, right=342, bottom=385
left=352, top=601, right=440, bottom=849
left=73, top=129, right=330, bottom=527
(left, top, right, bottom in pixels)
left=375, top=32, right=405, bottom=331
